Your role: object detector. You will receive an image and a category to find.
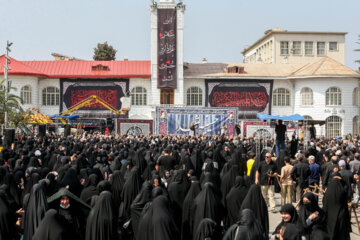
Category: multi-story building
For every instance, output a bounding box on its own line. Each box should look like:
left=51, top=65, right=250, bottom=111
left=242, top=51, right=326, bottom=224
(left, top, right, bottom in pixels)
left=242, top=28, right=346, bottom=65
left=1, top=0, right=359, bottom=138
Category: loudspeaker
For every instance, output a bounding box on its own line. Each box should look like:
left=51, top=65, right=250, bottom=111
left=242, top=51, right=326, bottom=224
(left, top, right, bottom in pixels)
left=64, top=125, right=71, bottom=137
left=39, top=124, right=46, bottom=137
left=4, top=128, right=15, bottom=147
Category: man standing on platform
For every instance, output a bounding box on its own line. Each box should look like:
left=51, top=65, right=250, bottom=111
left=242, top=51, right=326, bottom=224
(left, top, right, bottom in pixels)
left=275, top=120, right=286, bottom=157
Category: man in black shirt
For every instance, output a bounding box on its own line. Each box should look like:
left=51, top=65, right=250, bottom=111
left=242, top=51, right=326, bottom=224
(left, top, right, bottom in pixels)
left=275, top=120, right=286, bottom=157
left=157, top=148, right=177, bottom=177
left=255, top=152, right=278, bottom=212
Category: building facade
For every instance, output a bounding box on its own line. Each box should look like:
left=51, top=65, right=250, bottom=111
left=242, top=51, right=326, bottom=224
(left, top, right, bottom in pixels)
left=1, top=0, right=359, bottom=138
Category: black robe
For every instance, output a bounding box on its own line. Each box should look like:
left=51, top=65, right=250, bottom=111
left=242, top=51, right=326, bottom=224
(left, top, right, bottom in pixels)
left=85, top=191, right=117, bottom=240
left=151, top=195, right=179, bottom=240
left=298, top=192, right=328, bottom=239
left=192, top=182, right=224, bottom=235
left=32, top=209, right=77, bottom=240
left=323, top=178, right=351, bottom=240
left=222, top=209, right=265, bottom=240
left=225, top=176, right=249, bottom=227
left=193, top=218, right=220, bottom=240
left=23, top=183, right=48, bottom=240
left=181, top=181, right=201, bottom=240
left=130, top=181, right=153, bottom=239
left=80, top=174, right=99, bottom=205
left=240, top=184, right=268, bottom=238
left=0, top=189, right=18, bottom=240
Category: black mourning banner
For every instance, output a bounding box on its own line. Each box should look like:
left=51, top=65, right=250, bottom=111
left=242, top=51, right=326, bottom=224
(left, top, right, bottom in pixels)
left=205, top=80, right=273, bottom=119
left=157, top=9, right=177, bottom=89
left=60, top=79, right=129, bottom=117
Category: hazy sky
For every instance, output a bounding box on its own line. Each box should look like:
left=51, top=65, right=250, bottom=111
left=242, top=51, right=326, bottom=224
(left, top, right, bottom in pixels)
left=0, top=0, right=359, bottom=70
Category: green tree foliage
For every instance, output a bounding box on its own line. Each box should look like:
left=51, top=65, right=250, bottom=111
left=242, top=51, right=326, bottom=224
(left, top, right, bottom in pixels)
left=0, top=79, right=25, bottom=127
left=93, top=41, right=117, bottom=61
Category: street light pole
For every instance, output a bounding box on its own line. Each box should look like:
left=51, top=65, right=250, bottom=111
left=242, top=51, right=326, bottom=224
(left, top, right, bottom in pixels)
left=4, top=41, right=13, bottom=129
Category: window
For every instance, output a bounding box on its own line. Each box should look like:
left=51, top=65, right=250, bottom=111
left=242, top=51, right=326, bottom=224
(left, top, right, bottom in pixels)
left=186, top=87, right=203, bottom=106
left=292, top=41, right=301, bottom=55
left=160, top=89, right=174, bottom=104
left=42, top=87, right=60, bottom=106
left=300, top=87, right=313, bottom=106
left=353, top=116, right=359, bottom=136
left=326, top=87, right=341, bottom=106
left=303, top=115, right=313, bottom=120
left=326, top=116, right=342, bottom=138
left=329, top=42, right=338, bottom=51
left=280, top=41, right=289, bottom=55
left=131, top=87, right=147, bottom=106
left=317, top=42, right=325, bottom=56
left=21, top=85, right=32, bottom=104
left=273, top=88, right=290, bottom=106
left=353, top=88, right=359, bottom=106
left=305, top=41, right=313, bottom=55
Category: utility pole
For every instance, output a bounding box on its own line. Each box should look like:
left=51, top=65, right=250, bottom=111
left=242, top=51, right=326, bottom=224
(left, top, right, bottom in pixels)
left=4, top=41, right=13, bottom=129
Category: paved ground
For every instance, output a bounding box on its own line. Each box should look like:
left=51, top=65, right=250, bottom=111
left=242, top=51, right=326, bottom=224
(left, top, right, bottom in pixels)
left=268, top=193, right=360, bottom=239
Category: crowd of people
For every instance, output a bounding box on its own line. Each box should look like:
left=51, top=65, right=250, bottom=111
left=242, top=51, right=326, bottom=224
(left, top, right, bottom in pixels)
left=0, top=128, right=358, bottom=240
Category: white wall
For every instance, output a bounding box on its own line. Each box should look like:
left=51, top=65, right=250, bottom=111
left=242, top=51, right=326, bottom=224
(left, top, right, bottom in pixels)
left=38, top=78, right=60, bottom=115
left=183, top=78, right=205, bottom=106
left=8, top=75, right=39, bottom=110
left=128, top=78, right=153, bottom=119
left=293, top=77, right=359, bottom=136
left=271, top=79, right=294, bottom=116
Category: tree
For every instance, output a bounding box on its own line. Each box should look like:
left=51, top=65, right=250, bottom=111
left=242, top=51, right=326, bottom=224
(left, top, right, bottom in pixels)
left=93, top=41, right=117, bottom=61
left=0, top=79, right=24, bottom=126
left=355, top=35, right=360, bottom=72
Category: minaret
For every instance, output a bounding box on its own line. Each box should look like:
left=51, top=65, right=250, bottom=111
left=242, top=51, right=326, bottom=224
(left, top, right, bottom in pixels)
left=150, top=0, right=185, bottom=105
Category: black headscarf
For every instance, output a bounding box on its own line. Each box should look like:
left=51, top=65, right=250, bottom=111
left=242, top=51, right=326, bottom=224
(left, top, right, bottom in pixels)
left=181, top=180, right=201, bottom=240
left=274, top=204, right=302, bottom=235
left=85, top=191, right=117, bottom=240
left=240, top=184, right=269, bottom=238
left=323, top=177, right=351, bottom=240
left=60, top=168, right=83, bottom=197
left=80, top=174, right=99, bottom=205
left=298, top=192, right=327, bottom=238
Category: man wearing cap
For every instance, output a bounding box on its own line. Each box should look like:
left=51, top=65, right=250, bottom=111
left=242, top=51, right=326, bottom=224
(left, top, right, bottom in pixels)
left=308, top=155, right=321, bottom=192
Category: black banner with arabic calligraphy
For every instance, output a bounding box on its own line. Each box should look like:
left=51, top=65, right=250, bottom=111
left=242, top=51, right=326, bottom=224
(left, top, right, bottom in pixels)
left=60, top=78, right=129, bottom=117
left=157, top=9, right=177, bottom=89
left=205, top=79, right=273, bottom=119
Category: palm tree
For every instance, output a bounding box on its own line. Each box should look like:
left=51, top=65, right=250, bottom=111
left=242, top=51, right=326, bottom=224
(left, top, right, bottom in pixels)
left=0, top=79, right=24, bottom=126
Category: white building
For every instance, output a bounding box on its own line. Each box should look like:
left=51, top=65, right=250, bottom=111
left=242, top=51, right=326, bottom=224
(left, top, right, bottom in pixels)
left=1, top=0, right=359, bottom=138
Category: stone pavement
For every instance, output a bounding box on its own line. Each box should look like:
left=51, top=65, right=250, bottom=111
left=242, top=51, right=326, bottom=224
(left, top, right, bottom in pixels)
left=268, top=193, right=360, bottom=239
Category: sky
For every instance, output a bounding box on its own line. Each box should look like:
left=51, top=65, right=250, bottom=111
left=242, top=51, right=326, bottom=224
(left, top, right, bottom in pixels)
left=0, top=0, right=359, bottom=70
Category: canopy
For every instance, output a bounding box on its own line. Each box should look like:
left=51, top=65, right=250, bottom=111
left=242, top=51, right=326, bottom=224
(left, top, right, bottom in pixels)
left=50, top=115, right=80, bottom=120
left=257, top=113, right=306, bottom=121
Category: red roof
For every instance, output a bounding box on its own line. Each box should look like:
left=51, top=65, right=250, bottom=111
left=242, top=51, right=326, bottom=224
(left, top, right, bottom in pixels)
left=0, top=55, right=151, bottom=78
